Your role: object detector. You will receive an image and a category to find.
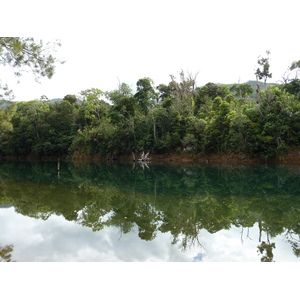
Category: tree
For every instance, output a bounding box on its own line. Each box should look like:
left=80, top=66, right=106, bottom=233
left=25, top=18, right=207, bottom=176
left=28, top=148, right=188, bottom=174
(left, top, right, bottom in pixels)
left=134, top=77, right=157, bottom=115
left=257, top=241, right=275, bottom=262
left=79, top=88, right=109, bottom=125
left=63, top=94, right=78, bottom=105
left=0, top=100, right=16, bottom=154
left=0, top=244, right=14, bottom=262
left=290, top=60, right=300, bottom=79
left=107, top=82, right=133, bottom=105
left=157, top=83, right=172, bottom=102
left=202, top=98, right=231, bottom=154
left=106, top=83, right=137, bottom=154
left=151, top=105, right=171, bottom=145
left=230, top=83, right=254, bottom=99
left=8, top=100, right=50, bottom=155
left=44, top=100, right=78, bottom=156
left=283, top=79, right=300, bottom=98
left=195, top=82, right=231, bottom=117
left=169, top=71, right=198, bottom=116
left=281, top=60, right=300, bottom=83
left=255, top=50, right=272, bottom=100
left=108, top=83, right=136, bottom=123
left=0, top=37, right=63, bottom=99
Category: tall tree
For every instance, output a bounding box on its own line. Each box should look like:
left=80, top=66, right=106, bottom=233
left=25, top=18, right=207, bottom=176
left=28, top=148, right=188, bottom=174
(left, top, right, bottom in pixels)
left=281, top=60, right=300, bottom=83
left=290, top=60, right=300, bottom=78
left=169, top=71, right=198, bottom=115
left=63, top=94, right=78, bottom=105
left=79, top=88, right=109, bottom=124
left=255, top=50, right=272, bottom=101
left=107, top=82, right=133, bottom=106
left=0, top=37, right=63, bottom=99
left=0, top=100, right=16, bottom=154
left=134, top=77, right=157, bottom=115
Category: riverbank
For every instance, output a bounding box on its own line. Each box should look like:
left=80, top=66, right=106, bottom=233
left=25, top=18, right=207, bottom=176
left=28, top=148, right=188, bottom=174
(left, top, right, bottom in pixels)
left=2, top=148, right=300, bottom=165
left=77, top=149, right=300, bottom=166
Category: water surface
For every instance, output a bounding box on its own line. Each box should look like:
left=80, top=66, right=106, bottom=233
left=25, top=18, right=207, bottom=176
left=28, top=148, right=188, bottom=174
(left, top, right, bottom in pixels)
left=1, top=161, right=300, bottom=262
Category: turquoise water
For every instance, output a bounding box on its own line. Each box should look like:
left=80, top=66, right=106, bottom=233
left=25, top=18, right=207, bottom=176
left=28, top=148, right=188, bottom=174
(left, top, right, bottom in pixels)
left=1, top=161, right=300, bottom=261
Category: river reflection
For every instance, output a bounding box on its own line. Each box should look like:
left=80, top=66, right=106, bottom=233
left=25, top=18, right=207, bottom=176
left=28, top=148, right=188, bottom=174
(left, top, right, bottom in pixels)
left=1, top=161, right=300, bottom=262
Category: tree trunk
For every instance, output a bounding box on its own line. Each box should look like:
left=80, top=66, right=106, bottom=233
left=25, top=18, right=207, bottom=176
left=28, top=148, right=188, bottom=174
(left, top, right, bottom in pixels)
left=152, top=113, right=157, bottom=142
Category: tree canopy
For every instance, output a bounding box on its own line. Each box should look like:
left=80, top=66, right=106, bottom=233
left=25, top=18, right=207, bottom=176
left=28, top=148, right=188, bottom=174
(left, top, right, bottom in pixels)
left=0, top=37, right=63, bottom=100
left=1, top=50, right=300, bottom=161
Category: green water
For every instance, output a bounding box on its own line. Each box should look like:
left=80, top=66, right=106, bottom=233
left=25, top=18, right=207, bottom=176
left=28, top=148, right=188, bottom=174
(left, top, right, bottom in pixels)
left=1, top=161, right=300, bottom=262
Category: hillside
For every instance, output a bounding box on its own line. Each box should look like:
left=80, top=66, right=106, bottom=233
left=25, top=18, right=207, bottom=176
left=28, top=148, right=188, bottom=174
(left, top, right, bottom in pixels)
left=244, top=80, right=278, bottom=90
left=215, top=80, right=278, bottom=99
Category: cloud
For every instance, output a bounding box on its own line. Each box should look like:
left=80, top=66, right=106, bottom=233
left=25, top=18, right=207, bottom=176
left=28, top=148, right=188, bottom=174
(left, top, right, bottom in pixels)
left=3, top=0, right=299, bottom=101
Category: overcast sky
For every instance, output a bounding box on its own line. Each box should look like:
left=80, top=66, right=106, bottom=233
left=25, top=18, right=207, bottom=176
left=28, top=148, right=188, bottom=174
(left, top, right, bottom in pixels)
left=2, top=0, right=300, bottom=101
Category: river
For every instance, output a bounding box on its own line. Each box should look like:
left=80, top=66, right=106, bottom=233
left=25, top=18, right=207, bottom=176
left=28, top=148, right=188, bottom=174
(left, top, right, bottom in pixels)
left=1, top=160, right=300, bottom=262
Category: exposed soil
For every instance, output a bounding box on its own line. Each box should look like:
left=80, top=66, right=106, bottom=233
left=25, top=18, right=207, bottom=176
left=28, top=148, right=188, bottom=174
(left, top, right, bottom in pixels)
left=276, top=148, right=300, bottom=164
left=2, top=149, right=300, bottom=165
left=130, top=152, right=261, bottom=166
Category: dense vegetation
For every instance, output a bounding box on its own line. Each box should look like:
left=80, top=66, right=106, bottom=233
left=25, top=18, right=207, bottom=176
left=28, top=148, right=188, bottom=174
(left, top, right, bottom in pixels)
left=1, top=75, right=300, bottom=161
left=1, top=45, right=300, bottom=161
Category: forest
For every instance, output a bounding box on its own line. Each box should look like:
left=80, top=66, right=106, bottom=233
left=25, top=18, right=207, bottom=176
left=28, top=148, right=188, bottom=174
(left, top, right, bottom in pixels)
left=1, top=45, right=300, bottom=161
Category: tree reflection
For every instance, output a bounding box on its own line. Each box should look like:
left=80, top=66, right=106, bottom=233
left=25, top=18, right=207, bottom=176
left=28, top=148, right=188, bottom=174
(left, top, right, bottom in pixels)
left=2, top=162, right=300, bottom=261
left=0, top=244, right=14, bottom=262
left=284, top=230, right=300, bottom=257
left=257, top=241, right=276, bottom=262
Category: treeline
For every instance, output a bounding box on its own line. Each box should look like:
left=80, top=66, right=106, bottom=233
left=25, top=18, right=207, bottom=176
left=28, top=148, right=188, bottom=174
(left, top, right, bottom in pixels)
left=1, top=71, right=300, bottom=160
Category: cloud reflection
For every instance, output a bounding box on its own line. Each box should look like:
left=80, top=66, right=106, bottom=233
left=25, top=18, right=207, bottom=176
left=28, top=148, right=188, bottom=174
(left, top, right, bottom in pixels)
left=0, top=208, right=298, bottom=262
left=0, top=208, right=197, bottom=261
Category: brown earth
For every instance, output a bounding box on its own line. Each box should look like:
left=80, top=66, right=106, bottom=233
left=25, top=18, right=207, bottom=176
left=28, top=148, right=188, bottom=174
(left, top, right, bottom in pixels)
left=118, top=149, right=300, bottom=166
left=150, top=149, right=300, bottom=165
left=2, top=149, right=300, bottom=165
left=276, top=148, right=300, bottom=164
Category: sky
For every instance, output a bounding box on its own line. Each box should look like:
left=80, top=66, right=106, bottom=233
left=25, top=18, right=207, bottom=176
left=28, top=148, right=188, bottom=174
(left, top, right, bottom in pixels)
left=1, top=0, right=300, bottom=101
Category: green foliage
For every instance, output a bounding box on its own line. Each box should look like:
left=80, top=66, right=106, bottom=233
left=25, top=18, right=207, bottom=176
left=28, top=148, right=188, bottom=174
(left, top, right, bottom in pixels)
left=79, top=88, right=109, bottom=126
left=255, top=50, right=272, bottom=84
left=0, top=100, right=16, bottom=154
left=257, top=241, right=276, bottom=262
left=0, top=37, right=62, bottom=79
left=182, top=133, right=198, bottom=152
left=195, top=82, right=231, bottom=116
left=63, top=94, right=78, bottom=105
left=0, top=37, right=63, bottom=100
left=168, top=71, right=197, bottom=116
left=107, top=83, right=133, bottom=105
left=230, top=83, right=254, bottom=98
left=134, top=77, right=157, bottom=115
left=282, top=79, right=300, bottom=98
left=3, top=56, right=300, bottom=160
left=290, top=60, right=300, bottom=72
left=7, top=100, right=79, bottom=157
left=0, top=244, right=14, bottom=262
